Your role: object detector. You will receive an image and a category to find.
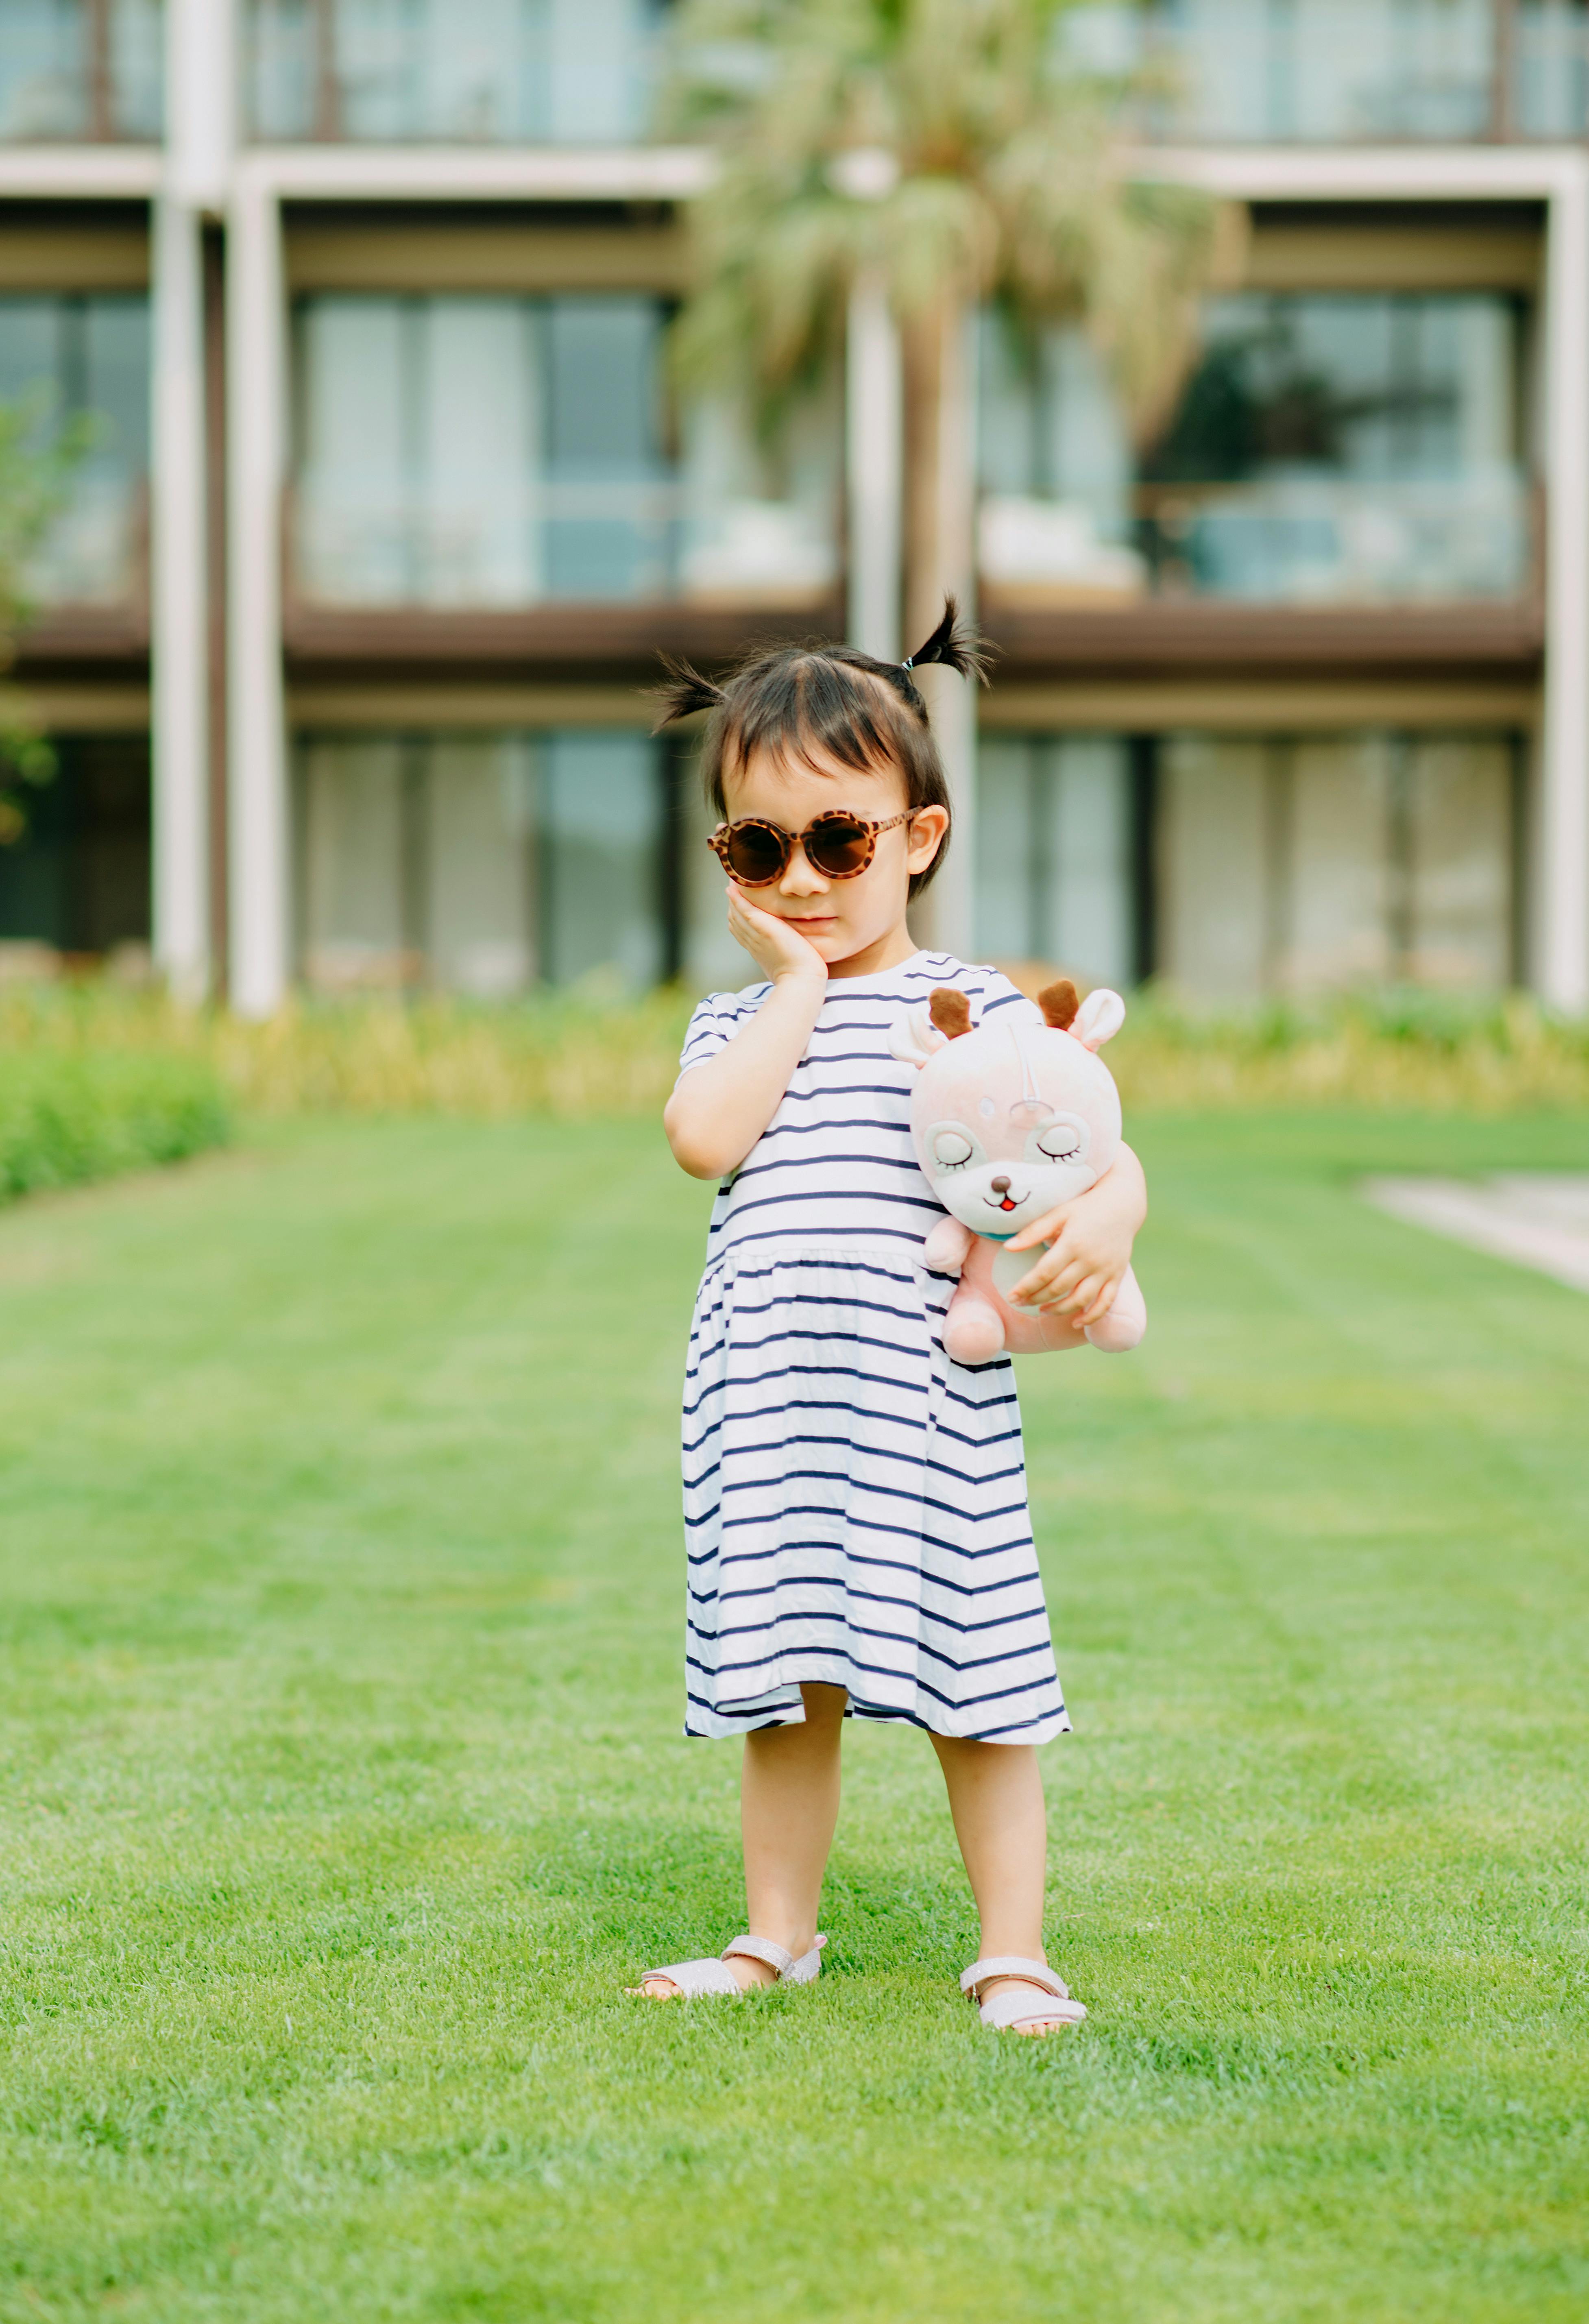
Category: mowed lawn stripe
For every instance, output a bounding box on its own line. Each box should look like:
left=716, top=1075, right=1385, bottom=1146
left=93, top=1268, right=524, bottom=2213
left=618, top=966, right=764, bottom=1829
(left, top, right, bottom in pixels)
left=0, top=1112, right=1585, bottom=2324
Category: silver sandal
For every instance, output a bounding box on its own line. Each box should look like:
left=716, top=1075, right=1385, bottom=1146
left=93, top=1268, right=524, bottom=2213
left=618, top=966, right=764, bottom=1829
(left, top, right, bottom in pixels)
left=636, top=1932, right=827, bottom=1997
left=961, top=1955, right=1087, bottom=2032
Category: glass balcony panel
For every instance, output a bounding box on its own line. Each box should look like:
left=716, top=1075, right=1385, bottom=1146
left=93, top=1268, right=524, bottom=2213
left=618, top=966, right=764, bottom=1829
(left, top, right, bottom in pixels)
left=1513, top=0, right=1589, bottom=135
left=981, top=292, right=1532, bottom=608
left=292, top=292, right=838, bottom=608
left=0, top=0, right=162, bottom=141
left=109, top=0, right=161, bottom=134
left=0, top=0, right=92, bottom=137
left=0, top=292, right=148, bottom=607
left=1072, top=0, right=1497, bottom=141
left=246, top=0, right=658, bottom=142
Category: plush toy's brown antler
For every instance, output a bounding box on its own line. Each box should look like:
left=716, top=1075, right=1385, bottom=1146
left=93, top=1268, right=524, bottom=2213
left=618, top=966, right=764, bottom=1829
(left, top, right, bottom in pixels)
left=1038, top=978, right=1080, bottom=1031
left=929, top=988, right=974, bottom=1039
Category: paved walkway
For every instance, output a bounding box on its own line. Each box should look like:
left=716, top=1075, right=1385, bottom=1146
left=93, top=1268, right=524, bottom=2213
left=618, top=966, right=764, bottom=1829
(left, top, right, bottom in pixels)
left=1361, top=1174, right=1589, bottom=1295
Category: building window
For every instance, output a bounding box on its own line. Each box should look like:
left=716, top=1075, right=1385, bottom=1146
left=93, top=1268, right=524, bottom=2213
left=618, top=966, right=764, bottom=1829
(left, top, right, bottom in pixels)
left=0, top=0, right=162, bottom=141
left=292, top=292, right=838, bottom=610
left=0, top=292, right=150, bottom=606
left=1155, top=730, right=1520, bottom=995
left=293, top=729, right=670, bottom=994
left=247, top=0, right=660, bottom=144
left=1513, top=2, right=1589, bottom=137
left=0, top=735, right=150, bottom=961
left=975, top=736, right=1140, bottom=989
left=980, top=292, right=1530, bottom=608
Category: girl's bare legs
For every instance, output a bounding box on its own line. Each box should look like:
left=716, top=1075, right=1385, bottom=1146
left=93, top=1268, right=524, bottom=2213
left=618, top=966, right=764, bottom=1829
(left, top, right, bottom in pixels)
left=640, top=1683, right=845, bottom=1997
left=931, top=1735, right=1068, bottom=2035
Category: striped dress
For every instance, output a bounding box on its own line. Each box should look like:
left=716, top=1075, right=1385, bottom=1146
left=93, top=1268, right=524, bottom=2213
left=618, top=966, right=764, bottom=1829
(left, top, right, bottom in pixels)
left=678, top=948, right=1070, bottom=1746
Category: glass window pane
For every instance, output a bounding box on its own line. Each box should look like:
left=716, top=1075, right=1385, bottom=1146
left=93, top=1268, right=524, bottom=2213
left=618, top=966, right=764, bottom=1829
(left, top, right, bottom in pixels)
left=0, top=293, right=147, bottom=606
left=247, top=0, right=314, bottom=135
left=299, top=736, right=410, bottom=990
left=110, top=0, right=163, bottom=134
left=426, top=736, right=536, bottom=996
left=1407, top=737, right=1513, bottom=986
left=421, top=300, right=539, bottom=604
left=1285, top=735, right=1394, bottom=990
left=538, top=731, right=662, bottom=987
left=1157, top=735, right=1271, bottom=998
left=0, top=0, right=87, bottom=139
left=1048, top=738, right=1134, bottom=988
left=975, top=738, right=1039, bottom=960
left=296, top=297, right=409, bottom=601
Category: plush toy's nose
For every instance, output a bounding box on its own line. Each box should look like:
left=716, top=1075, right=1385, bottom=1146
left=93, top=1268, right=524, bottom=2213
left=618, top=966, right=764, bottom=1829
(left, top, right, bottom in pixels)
left=990, top=1175, right=1011, bottom=1194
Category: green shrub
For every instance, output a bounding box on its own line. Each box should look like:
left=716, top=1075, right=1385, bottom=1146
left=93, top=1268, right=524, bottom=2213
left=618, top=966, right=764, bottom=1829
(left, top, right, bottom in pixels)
left=0, top=975, right=1587, bottom=1123
left=0, top=1049, right=231, bottom=1202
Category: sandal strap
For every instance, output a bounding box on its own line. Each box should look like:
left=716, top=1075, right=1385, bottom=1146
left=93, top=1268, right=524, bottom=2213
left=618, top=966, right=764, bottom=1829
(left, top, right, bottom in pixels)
left=960, top=1955, right=1070, bottom=2001
left=722, top=1934, right=797, bottom=1977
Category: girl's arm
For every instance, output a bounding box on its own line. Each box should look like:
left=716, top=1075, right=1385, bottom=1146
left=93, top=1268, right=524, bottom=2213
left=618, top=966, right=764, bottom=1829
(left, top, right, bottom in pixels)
left=1003, top=1142, right=1148, bottom=1329
left=663, top=889, right=828, bottom=1182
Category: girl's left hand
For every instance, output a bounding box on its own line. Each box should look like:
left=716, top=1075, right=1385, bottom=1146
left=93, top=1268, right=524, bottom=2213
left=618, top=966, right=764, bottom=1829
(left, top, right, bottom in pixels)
left=1003, top=1145, right=1148, bottom=1329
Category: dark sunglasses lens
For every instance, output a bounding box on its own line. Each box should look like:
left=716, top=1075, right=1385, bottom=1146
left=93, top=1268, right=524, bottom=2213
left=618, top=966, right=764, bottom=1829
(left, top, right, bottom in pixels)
left=725, top=824, right=786, bottom=883
left=807, top=820, right=872, bottom=877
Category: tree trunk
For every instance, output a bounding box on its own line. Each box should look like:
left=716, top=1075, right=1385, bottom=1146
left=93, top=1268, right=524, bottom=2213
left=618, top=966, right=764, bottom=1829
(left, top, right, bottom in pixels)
left=902, top=301, right=977, bottom=957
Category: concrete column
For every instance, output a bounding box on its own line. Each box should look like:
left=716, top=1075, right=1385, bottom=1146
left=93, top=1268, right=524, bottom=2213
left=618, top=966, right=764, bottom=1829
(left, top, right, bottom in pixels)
left=149, top=0, right=233, bottom=999
left=150, top=194, right=209, bottom=998
left=227, top=172, right=289, bottom=1017
left=917, top=303, right=979, bottom=961
left=1539, top=159, right=1589, bottom=1012
left=846, top=276, right=902, bottom=661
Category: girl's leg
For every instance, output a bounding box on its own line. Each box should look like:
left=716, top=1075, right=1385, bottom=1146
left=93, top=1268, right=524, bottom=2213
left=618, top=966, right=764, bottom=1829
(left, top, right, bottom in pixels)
left=641, top=1682, right=845, bottom=1997
left=930, top=1735, right=1068, bottom=2035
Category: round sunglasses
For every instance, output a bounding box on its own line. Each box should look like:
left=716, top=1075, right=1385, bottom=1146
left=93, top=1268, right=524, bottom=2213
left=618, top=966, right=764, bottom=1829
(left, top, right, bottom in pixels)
left=708, top=809, right=913, bottom=887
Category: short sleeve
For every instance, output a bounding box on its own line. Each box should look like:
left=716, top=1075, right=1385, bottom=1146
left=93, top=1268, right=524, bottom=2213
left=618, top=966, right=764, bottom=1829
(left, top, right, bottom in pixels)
left=677, top=991, right=745, bottom=1080
left=975, top=965, right=1042, bottom=1026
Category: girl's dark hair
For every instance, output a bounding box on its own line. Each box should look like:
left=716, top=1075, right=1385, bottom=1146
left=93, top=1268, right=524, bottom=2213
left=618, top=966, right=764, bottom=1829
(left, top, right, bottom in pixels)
left=650, top=600, right=991, bottom=898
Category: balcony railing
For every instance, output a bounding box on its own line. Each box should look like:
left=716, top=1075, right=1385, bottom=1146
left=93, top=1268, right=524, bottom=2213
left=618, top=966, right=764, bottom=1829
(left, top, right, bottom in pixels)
left=288, top=482, right=839, bottom=610
left=246, top=0, right=660, bottom=144
left=26, top=472, right=147, bottom=608
left=0, top=0, right=161, bottom=142
left=979, top=473, right=1534, bottom=608
left=1065, top=0, right=1589, bottom=143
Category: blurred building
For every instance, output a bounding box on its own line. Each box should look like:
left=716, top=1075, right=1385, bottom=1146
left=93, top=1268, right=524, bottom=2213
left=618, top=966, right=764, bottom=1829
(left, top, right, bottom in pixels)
left=0, top=0, right=1584, bottom=1011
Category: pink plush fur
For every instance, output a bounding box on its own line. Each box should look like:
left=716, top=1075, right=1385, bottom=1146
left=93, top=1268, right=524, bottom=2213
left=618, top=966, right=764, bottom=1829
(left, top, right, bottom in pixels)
left=889, top=981, right=1147, bottom=1366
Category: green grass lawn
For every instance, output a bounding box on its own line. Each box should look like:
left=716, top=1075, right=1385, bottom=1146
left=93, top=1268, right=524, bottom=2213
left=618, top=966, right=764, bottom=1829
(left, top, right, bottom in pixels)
left=1, top=1110, right=1586, bottom=2324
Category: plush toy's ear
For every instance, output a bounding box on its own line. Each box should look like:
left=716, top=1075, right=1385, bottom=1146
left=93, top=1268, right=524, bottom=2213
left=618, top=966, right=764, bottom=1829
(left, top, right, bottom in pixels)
left=929, top=987, right=974, bottom=1040
left=1072, top=988, right=1126, bottom=1051
left=888, top=1001, right=946, bottom=1068
left=1038, top=978, right=1079, bottom=1031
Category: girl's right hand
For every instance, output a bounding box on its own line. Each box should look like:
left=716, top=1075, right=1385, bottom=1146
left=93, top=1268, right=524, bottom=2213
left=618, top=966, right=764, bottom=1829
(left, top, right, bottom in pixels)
left=727, top=885, right=828, bottom=990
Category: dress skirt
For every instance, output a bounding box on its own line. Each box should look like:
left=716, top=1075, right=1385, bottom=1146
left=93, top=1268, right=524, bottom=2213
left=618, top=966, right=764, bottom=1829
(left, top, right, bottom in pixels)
left=682, top=1235, right=1071, bottom=1745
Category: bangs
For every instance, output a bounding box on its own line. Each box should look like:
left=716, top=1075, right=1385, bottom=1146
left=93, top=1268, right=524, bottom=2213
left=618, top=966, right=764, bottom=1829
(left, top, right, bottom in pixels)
left=721, top=657, right=904, bottom=787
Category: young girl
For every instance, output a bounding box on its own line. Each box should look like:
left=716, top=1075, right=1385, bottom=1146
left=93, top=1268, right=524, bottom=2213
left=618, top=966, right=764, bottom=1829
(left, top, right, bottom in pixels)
left=634, top=605, right=1147, bottom=2035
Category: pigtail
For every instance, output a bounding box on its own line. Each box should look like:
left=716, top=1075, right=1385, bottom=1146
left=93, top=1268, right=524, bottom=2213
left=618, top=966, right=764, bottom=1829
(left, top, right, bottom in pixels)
left=899, top=598, right=993, bottom=689
left=650, top=657, right=728, bottom=734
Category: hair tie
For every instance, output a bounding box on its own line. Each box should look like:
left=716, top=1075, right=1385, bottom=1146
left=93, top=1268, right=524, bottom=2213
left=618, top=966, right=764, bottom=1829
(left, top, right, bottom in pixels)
left=900, top=656, right=913, bottom=672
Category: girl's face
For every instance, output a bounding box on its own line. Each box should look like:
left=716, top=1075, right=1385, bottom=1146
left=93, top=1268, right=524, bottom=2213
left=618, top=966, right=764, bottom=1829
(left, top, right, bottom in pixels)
left=720, top=741, right=948, bottom=969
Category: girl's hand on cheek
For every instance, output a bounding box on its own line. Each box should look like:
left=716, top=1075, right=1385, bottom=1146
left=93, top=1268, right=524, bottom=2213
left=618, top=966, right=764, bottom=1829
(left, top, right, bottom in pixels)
left=727, top=885, right=828, bottom=990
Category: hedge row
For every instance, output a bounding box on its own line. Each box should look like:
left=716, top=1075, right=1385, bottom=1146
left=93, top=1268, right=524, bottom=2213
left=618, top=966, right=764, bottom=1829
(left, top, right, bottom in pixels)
left=0, top=1051, right=231, bottom=1203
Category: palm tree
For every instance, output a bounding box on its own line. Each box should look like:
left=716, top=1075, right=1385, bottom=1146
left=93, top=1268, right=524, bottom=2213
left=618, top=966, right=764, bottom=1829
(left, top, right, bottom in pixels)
left=666, top=0, right=1240, bottom=659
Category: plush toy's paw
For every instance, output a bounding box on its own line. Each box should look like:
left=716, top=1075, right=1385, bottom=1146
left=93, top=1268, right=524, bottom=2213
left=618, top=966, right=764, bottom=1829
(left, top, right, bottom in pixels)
left=942, top=1301, right=1007, bottom=1366
left=923, top=1217, right=972, bottom=1274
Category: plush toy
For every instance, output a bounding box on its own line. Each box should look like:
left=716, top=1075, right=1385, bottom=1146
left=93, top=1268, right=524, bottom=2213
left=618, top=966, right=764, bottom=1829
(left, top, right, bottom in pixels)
left=890, top=978, right=1147, bottom=1367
